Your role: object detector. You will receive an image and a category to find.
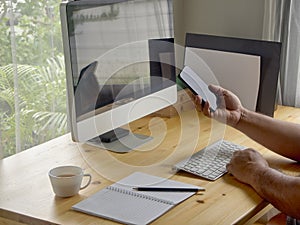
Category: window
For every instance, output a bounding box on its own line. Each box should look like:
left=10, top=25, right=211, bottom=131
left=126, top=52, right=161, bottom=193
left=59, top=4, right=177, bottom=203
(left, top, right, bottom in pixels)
left=0, top=0, right=67, bottom=158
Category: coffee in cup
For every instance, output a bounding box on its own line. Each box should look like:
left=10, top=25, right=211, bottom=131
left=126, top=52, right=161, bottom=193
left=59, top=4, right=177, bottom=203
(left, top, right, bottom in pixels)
left=49, top=165, right=92, bottom=197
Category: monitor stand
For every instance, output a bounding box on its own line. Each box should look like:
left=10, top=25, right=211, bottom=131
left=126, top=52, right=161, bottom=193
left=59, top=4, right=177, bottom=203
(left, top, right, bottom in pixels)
left=99, top=128, right=130, bottom=143
left=86, top=127, right=152, bottom=153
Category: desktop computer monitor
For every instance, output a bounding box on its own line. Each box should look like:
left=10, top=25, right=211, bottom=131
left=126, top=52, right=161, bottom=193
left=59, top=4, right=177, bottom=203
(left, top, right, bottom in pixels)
left=60, top=0, right=177, bottom=152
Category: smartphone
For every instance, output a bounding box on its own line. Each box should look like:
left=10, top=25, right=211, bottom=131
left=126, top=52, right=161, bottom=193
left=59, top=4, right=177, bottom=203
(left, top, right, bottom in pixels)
left=178, top=66, right=217, bottom=111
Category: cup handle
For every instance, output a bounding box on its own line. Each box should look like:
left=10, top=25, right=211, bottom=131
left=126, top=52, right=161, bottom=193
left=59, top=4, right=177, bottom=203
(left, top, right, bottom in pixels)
left=80, top=174, right=92, bottom=190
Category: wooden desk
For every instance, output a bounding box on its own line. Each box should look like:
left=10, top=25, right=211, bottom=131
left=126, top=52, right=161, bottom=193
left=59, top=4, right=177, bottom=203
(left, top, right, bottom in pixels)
left=1, top=105, right=300, bottom=225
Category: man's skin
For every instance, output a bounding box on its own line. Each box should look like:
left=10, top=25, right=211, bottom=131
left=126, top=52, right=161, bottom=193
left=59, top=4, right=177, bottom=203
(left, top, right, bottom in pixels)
left=195, top=85, right=300, bottom=220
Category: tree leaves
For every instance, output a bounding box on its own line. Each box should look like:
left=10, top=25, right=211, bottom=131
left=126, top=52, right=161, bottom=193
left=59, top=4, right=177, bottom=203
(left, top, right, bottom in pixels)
left=0, top=55, right=67, bottom=157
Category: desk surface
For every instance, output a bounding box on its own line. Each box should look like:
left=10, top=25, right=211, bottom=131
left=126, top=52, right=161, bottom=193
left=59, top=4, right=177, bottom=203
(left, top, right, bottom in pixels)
left=1, top=105, right=300, bottom=225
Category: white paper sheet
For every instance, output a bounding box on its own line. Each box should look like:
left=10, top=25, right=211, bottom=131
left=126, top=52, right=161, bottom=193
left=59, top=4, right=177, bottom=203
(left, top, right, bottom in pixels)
left=184, top=47, right=261, bottom=111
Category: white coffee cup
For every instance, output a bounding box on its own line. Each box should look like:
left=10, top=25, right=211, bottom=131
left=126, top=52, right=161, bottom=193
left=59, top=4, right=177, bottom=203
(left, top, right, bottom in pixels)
left=49, top=165, right=92, bottom=197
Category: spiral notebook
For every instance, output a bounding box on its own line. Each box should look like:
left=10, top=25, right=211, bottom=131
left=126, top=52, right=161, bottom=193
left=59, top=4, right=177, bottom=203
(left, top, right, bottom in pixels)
left=72, top=172, right=200, bottom=225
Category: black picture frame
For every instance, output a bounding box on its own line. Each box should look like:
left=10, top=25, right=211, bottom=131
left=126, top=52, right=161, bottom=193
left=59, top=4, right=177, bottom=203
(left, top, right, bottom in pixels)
left=185, top=33, right=282, bottom=117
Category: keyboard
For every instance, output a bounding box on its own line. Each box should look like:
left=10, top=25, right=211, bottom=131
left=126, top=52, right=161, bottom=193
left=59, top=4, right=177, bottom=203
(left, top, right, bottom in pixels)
left=174, top=140, right=246, bottom=181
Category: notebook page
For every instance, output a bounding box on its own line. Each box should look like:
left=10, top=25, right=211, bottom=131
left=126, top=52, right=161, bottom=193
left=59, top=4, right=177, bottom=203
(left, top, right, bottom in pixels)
left=72, top=187, right=173, bottom=225
left=72, top=172, right=200, bottom=224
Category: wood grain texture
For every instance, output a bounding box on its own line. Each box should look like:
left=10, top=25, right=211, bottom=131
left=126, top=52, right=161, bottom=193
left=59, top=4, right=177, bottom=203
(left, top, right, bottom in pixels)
left=1, top=105, right=299, bottom=225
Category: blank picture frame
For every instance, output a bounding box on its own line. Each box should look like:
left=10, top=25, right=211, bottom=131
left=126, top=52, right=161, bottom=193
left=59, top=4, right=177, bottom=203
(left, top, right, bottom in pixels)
left=184, top=33, right=281, bottom=117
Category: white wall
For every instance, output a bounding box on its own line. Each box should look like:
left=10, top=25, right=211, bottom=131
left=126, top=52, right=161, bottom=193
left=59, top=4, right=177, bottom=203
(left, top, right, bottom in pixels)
left=173, top=0, right=265, bottom=46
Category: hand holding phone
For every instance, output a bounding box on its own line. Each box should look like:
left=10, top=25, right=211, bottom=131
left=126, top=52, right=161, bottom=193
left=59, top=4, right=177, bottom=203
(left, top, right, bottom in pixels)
left=178, top=66, right=217, bottom=111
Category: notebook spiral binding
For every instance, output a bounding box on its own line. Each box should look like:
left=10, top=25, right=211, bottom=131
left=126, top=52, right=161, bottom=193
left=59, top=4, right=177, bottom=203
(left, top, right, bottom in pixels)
left=107, top=186, right=174, bottom=205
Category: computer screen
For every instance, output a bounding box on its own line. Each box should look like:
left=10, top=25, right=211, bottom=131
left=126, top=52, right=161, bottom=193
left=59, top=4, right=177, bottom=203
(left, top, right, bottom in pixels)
left=60, top=0, right=177, bottom=152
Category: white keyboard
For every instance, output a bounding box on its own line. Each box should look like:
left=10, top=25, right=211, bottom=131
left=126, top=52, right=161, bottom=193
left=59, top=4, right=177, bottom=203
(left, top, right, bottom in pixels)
left=174, top=140, right=246, bottom=181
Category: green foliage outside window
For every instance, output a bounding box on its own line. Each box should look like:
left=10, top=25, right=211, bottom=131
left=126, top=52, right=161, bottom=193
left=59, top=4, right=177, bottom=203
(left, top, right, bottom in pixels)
left=0, top=0, right=66, bottom=158
left=0, top=0, right=63, bottom=66
left=0, top=56, right=67, bottom=157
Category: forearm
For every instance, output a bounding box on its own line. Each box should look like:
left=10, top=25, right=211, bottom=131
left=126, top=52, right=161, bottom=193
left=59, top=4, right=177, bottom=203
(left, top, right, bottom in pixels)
left=235, top=108, right=300, bottom=161
left=250, top=167, right=300, bottom=219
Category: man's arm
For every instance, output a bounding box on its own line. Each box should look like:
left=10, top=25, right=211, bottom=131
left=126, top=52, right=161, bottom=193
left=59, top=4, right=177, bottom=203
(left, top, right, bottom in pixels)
left=196, top=85, right=300, bottom=218
left=197, top=85, right=300, bottom=162
left=236, top=108, right=300, bottom=162
left=227, top=149, right=300, bottom=219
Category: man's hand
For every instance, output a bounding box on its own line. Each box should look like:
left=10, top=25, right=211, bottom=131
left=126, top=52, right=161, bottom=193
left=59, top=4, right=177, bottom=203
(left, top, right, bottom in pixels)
left=194, top=85, right=244, bottom=127
left=226, top=148, right=269, bottom=185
